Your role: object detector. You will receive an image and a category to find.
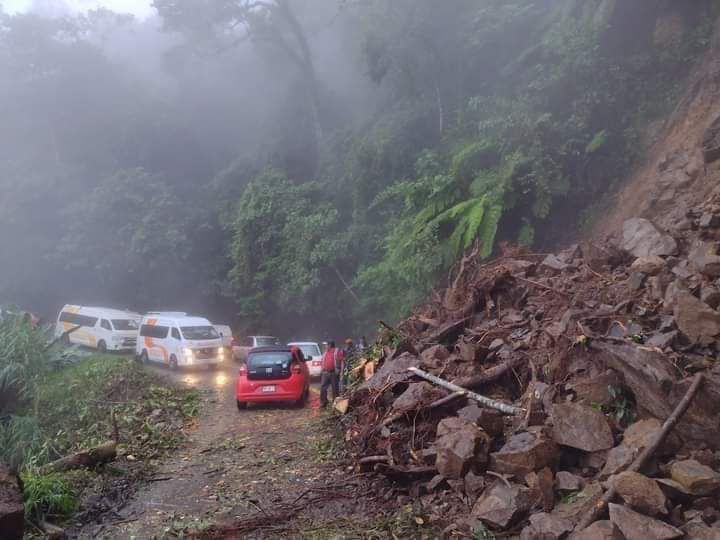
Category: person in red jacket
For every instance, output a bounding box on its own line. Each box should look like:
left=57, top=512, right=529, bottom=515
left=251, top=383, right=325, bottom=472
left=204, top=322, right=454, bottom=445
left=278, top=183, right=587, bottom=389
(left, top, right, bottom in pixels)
left=319, top=340, right=344, bottom=407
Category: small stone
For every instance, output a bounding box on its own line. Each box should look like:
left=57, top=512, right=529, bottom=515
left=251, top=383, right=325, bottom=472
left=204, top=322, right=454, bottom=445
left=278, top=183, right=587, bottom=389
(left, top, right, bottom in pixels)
left=646, top=331, right=677, bottom=349
left=674, top=289, right=720, bottom=341
left=489, top=339, right=504, bottom=352
left=490, top=430, right=558, bottom=476
left=553, top=482, right=604, bottom=526
left=542, top=253, right=570, bottom=272
left=612, top=471, right=667, bottom=516
left=551, top=403, right=614, bottom=452
left=701, top=286, right=720, bottom=309
left=689, top=241, right=720, bottom=277
left=682, top=518, right=720, bottom=539
left=435, top=420, right=491, bottom=479
left=556, top=471, right=585, bottom=493
left=464, top=471, right=485, bottom=499
left=426, top=474, right=447, bottom=492
left=420, top=344, right=449, bottom=369
left=630, top=255, right=666, bottom=275
left=526, top=466, right=555, bottom=512
left=569, top=371, right=622, bottom=407
left=457, top=404, right=504, bottom=436
left=472, top=482, right=534, bottom=529
left=699, top=213, right=720, bottom=229
left=608, top=503, right=683, bottom=539
left=670, top=459, right=720, bottom=496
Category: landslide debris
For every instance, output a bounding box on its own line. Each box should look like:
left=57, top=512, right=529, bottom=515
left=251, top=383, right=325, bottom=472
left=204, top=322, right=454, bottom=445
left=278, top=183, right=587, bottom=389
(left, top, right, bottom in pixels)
left=341, top=199, right=720, bottom=537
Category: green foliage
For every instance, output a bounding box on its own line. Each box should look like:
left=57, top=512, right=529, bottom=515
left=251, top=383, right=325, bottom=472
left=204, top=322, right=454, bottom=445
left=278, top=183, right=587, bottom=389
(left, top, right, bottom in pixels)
left=0, top=416, right=50, bottom=472
left=22, top=471, right=78, bottom=521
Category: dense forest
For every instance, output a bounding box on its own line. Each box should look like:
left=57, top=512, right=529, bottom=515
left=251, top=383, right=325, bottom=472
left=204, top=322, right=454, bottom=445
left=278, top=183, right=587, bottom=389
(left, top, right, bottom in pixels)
left=1, top=0, right=718, bottom=337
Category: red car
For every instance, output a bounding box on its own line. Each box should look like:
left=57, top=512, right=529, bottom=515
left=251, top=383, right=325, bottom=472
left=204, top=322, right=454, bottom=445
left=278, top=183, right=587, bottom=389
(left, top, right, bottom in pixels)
left=236, top=346, right=310, bottom=409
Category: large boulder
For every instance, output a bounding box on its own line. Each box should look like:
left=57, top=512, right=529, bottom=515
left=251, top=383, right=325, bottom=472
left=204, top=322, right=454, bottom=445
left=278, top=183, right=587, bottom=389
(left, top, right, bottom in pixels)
left=621, top=218, right=677, bottom=258
left=472, top=482, right=534, bottom=529
left=612, top=471, right=667, bottom=516
left=391, top=382, right=444, bottom=413
left=489, top=429, right=558, bottom=476
left=551, top=403, right=614, bottom=452
left=608, top=503, right=682, bottom=540
left=0, top=465, right=23, bottom=540
left=435, top=418, right=490, bottom=479
left=670, top=459, right=720, bottom=496
left=673, top=289, right=720, bottom=341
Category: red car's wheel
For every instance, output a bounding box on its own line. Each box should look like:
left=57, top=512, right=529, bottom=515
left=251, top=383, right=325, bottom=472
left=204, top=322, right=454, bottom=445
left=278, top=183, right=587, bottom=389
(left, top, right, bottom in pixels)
left=236, top=400, right=247, bottom=411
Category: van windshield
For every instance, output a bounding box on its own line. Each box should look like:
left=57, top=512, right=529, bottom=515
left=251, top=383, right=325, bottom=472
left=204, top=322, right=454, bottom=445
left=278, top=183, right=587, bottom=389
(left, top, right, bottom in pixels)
left=112, top=319, right=139, bottom=331
left=256, top=336, right=280, bottom=347
left=295, top=344, right=320, bottom=357
left=181, top=326, right=219, bottom=340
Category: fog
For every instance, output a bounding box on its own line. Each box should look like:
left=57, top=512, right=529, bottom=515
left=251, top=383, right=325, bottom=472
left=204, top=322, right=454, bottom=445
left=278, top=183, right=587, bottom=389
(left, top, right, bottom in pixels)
left=0, top=0, right=382, bottom=338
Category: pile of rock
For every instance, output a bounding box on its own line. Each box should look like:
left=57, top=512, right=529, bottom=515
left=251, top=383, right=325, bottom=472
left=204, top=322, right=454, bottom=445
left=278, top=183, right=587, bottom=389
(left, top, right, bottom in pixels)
left=343, top=208, right=720, bottom=537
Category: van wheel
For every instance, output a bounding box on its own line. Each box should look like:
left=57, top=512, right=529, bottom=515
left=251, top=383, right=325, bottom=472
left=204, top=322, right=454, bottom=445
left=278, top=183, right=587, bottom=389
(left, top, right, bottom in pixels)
left=140, top=350, right=149, bottom=364
left=236, top=400, right=247, bottom=411
left=97, top=340, right=107, bottom=353
left=169, top=355, right=179, bottom=371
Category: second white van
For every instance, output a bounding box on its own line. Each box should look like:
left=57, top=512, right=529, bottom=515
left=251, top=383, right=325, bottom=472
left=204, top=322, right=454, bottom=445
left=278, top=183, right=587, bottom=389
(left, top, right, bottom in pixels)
left=135, top=312, right=225, bottom=370
left=55, top=305, right=141, bottom=352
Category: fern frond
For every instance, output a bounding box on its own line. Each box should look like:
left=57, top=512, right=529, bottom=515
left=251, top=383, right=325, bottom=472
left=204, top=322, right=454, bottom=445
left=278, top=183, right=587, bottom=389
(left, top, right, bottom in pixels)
left=461, top=197, right=488, bottom=249
left=478, top=203, right=503, bottom=258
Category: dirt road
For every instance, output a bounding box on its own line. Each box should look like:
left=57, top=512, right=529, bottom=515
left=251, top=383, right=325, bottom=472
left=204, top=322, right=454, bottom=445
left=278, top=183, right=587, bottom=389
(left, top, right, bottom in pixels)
left=77, top=362, right=385, bottom=539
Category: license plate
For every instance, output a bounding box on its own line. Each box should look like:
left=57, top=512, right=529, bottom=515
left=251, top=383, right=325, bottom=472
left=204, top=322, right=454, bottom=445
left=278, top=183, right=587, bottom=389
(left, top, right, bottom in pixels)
left=261, top=385, right=276, bottom=393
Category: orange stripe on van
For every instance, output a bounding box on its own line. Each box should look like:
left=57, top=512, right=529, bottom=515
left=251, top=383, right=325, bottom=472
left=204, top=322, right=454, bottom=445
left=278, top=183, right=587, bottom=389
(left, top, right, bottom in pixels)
left=143, top=318, right=168, bottom=362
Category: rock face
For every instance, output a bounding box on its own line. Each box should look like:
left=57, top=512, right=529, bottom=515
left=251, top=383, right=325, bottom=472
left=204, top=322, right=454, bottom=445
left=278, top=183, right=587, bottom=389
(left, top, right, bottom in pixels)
left=612, top=471, right=667, bottom=516
left=489, top=430, right=558, bottom=476
left=472, top=482, right=534, bottom=529
left=551, top=403, right=614, bottom=452
left=0, top=465, right=23, bottom=540
left=670, top=459, right=720, bottom=496
left=608, top=503, right=683, bottom=540
left=435, top=418, right=490, bottom=479
left=621, top=218, right=678, bottom=258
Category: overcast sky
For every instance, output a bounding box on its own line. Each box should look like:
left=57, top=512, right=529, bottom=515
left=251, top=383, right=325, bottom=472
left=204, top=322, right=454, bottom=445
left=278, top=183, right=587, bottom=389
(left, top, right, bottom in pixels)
left=1, top=0, right=155, bottom=18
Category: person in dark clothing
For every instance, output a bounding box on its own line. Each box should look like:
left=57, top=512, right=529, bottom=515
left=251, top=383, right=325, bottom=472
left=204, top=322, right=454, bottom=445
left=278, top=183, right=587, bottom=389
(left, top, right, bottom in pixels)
left=320, top=340, right=343, bottom=407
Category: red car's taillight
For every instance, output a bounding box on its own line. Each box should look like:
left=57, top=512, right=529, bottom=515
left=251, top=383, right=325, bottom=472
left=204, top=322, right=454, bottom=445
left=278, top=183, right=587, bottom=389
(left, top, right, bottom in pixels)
left=291, top=363, right=302, bottom=375
left=238, top=364, right=247, bottom=376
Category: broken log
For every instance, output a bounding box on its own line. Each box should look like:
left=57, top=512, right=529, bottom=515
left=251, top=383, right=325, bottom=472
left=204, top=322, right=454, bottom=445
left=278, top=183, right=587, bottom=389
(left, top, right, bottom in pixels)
left=44, top=325, right=81, bottom=351
left=575, top=372, right=704, bottom=531
left=42, top=441, right=117, bottom=474
left=407, top=367, right=525, bottom=415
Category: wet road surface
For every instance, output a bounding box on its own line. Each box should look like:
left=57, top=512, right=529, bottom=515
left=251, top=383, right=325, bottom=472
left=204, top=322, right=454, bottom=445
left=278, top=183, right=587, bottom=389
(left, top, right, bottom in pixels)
left=84, top=361, right=340, bottom=538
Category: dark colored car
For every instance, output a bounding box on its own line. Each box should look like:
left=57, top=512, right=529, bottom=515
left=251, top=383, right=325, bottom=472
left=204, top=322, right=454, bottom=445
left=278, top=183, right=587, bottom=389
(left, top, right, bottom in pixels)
left=235, top=346, right=309, bottom=409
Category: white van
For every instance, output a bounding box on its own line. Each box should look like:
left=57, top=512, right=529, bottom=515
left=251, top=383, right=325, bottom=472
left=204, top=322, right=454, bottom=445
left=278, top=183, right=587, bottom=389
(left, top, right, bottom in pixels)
left=55, top=305, right=141, bottom=352
left=136, top=312, right=224, bottom=369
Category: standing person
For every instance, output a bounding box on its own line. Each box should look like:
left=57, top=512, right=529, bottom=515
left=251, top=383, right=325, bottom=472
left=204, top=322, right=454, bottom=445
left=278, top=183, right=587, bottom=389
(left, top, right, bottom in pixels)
left=320, top=340, right=342, bottom=407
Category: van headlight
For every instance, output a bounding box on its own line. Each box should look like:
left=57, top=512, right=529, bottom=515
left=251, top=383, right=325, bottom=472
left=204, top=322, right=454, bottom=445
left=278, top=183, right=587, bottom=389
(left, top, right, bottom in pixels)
left=217, top=347, right=224, bottom=359
left=183, top=348, right=194, bottom=359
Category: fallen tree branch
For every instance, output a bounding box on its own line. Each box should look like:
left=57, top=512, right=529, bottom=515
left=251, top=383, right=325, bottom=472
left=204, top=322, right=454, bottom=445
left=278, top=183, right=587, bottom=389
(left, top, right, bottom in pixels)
left=43, top=441, right=117, bottom=474
left=407, top=367, right=525, bottom=415
left=44, top=325, right=81, bottom=351
left=358, top=455, right=390, bottom=465
left=576, top=372, right=704, bottom=531
left=381, top=391, right=466, bottom=426
left=453, top=356, right=528, bottom=389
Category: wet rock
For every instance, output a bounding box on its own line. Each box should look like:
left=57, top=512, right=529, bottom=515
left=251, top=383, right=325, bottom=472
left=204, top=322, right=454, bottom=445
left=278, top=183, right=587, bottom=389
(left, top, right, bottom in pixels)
left=0, top=465, right=23, bottom=540
left=391, top=382, right=444, bottom=412
left=472, top=482, right=534, bottom=529
left=670, top=459, right=720, bottom=496
left=689, top=242, right=720, bottom=277
left=490, top=430, right=558, bottom=476
left=682, top=518, right=720, bottom=539
left=420, top=344, right=450, bottom=370
left=627, top=272, right=646, bottom=291
left=699, top=213, right=720, bottom=229
left=569, top=371, right=622, bottom=407
left=464, top=471, right=485, bottom=499
left=457, top=404, right=504, bottom=436
left=360, top=352, right=419, bottom=392
left=556, top=471, right=585, bottom=493
left=569, top=520, right=624, bottom=540
left=520, top=512, right=573, bottom=540
left=600, top=445, right=635, bottom=479
left=435, top=420, right=490, bottom=479
left=701, top=285, right=720, bottom=309
left=612, top=471, right=667, bottom=516
left=630, top=255, right=666, bottom=275
left=553, top=482, right=603, bottom=526
left=542, top=253, right=570, bottom=272
left=621, top=218, right=678, bottom=258
left=551, top=403, right=614, bottom=452
left=646, top=331, right=677, bottom=349
left=674, top=289, right=720, bottom=341
left=526, top=467, right=555, bottom=512
left=608, top=503, right=682, bottom=539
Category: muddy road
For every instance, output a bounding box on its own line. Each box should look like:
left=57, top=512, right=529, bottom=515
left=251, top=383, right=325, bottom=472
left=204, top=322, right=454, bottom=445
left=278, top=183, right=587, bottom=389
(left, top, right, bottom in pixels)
left=75, top=361, right=387, bottom=539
